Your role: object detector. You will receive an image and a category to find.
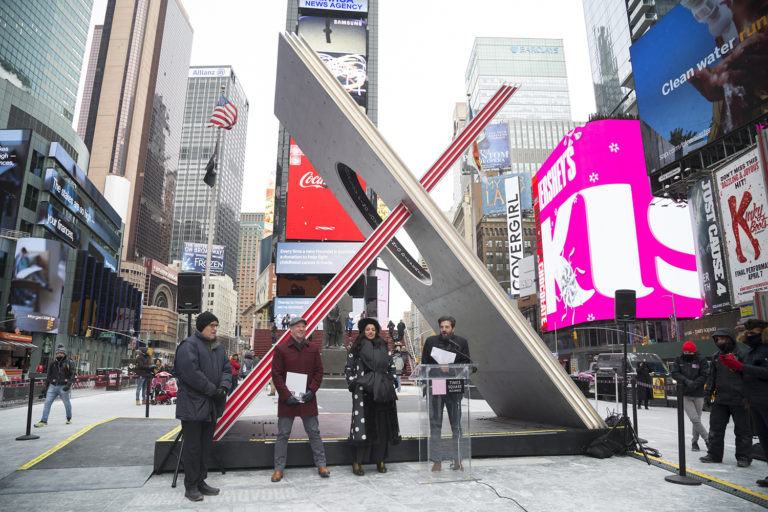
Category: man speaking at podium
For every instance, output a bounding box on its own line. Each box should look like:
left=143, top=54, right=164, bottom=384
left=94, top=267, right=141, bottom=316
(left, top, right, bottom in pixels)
left=421, top=315, right=471, bottom=472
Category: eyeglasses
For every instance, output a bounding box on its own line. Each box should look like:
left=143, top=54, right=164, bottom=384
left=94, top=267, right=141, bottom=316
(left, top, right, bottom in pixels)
left=209, top=324, right=219, bottom=328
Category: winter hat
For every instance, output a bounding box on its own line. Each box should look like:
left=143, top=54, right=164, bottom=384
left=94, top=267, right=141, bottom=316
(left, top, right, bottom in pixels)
left=196, top=311, right=219, bottom=332
left=289, top=316, right=307, bottom=327
left=682, top=341, right=697, bottom=353
left=55, top=345, right=67, bottom=356
left=358, top=317, right=381, bottom=334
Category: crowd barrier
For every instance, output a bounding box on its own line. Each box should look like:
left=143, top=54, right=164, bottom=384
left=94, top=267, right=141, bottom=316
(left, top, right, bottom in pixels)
left=0, top=374, right=140, bottom=404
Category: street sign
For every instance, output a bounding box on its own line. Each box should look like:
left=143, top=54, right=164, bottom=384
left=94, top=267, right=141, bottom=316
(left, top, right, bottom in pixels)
left=100, top=333, right=114, bottom=339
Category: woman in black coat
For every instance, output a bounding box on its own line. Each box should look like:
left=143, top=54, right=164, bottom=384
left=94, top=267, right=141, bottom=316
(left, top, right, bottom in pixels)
left=636, top=361, right=652, bottom=409
left=344, top=318, right=400, bottom=476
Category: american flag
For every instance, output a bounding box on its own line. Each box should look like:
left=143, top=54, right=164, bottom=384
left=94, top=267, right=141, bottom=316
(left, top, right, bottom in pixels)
left=208, top=95, right=238, bottom=129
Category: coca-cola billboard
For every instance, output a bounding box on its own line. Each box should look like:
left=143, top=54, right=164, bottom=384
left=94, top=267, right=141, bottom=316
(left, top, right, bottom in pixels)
left=286, top=139, right=364, bottom=241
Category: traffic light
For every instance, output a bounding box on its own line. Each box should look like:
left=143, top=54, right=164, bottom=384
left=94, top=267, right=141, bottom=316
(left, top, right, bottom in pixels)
left=85, top=328, right=92, bottom=338
left=46, top=317, right=55, bottom=331
left=573, top=330, right=578, bottom=340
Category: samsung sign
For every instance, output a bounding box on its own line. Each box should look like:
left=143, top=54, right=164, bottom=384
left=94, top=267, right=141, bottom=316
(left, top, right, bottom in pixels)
left=188, top=67, right=231, bottom=78
left=510, top=45, right=559, bottom=54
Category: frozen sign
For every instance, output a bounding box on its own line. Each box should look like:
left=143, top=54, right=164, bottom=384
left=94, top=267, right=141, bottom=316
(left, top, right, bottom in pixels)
left=534, top=120, right=703, bottom=331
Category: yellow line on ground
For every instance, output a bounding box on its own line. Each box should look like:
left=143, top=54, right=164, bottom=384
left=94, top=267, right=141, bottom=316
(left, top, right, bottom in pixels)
left=635, top=451, right=768, bottom=501
left=18, top=417, right=118, bottom=470
left=157, top=425, right=182, bottom=442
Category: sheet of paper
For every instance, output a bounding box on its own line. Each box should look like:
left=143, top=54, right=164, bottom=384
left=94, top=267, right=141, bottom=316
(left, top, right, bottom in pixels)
left=285, top=371, right=308, bottom=395
left=432, top=379, right=446, bottom=395
left=431, top=346, right=456, bottom=365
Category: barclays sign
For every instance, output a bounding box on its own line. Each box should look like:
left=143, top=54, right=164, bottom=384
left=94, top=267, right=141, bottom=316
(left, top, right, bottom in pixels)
left=510, top=45, right=559, bottom=54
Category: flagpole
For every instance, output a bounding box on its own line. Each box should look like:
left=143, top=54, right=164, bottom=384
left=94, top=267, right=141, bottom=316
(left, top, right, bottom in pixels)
left=204, top=84, right=226, bottom=308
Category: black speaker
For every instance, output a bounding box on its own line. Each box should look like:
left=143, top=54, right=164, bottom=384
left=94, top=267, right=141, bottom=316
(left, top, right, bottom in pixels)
left=614, top=289, right=636, bottom=321
left=178, top=272, right=202, bottom=314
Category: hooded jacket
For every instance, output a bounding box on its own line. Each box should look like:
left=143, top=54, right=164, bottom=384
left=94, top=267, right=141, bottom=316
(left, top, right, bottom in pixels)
left=135, top=349, right=153, bottom=378
left=46, top=348, right=75, bottom=387
left=737, top=328, right=768, bottom=406
left=175, top=332, right=231, bottom=422
left=670, top=353, right=709, bottom=397
left=706, top=328, right=747, bottom=405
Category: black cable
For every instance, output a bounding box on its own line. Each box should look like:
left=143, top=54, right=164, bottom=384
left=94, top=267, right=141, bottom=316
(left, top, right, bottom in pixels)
left=475, top=480, right=530, bottom=511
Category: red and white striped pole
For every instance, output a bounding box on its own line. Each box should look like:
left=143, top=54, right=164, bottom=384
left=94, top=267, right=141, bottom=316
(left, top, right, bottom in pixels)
left=214, top=85, right=517, bottom=440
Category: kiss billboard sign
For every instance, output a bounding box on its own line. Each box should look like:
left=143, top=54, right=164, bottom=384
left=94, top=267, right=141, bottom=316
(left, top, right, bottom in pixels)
left=286, top=139, right=364, bottom=241
left=533, top=120, right=703, bottom=331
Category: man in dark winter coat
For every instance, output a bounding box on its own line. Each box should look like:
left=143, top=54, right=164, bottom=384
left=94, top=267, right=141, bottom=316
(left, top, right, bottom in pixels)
left=722, top=319, right=768, bottom=486
left=135, top=346, right=153, bottom=405
left=421, top=315, right=472, bottom=472
left=397, top=320, right=406, bottom=341
left=700, top=327, right=751, bottom=467
left=671, top=341, right=709, bottom=451
left=270, top=317, right=329, bottom=482
left=175, top=311, right=231, bottom=502
left=35, top=345, right=76, bottom=427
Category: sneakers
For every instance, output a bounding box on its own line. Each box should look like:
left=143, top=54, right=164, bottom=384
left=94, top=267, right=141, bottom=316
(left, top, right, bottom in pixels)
left=737, top=459, right=752, bottom=468
left=184, top=488, right=204, bottom=502
left=699, top=455, right=722, bottom=463
left=33, top=421, right=47, bottom=428
left=66, top=418, right=72, bottom=424
left=691, top=441, right=700, bottom=452
left=136, top=400, right=141, bottom=406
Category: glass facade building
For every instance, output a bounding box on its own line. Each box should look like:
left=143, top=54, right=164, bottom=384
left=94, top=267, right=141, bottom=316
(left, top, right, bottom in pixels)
left=0, top=0, right=93, bottom=122
left=171, top=66, right=249, bottom=282
left=236, top=212, right=264, bottom=338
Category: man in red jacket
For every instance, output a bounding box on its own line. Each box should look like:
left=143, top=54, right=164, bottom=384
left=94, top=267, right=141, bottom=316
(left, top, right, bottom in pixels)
left=270, top=317, right=329, bottom=482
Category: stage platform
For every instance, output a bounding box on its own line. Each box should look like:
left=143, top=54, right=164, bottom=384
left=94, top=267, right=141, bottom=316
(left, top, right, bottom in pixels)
left=153, top=412, right=606, bottom=472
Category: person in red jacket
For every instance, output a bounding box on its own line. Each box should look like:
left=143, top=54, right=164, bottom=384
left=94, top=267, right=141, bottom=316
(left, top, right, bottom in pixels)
left=229, top=354, right=241, bottom=395
left=270, top=317, right=329, bottom=482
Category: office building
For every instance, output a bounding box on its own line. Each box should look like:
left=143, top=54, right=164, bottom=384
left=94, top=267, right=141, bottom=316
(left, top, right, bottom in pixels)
left=236, top=212, right=265, bottom=342
left=76, top=25, right=103, bottom=140
left=0, top=0, right=93, bottom=123
left=170, top=65, right=249, bottom=281
left=81, top=0, right=193, bottom=264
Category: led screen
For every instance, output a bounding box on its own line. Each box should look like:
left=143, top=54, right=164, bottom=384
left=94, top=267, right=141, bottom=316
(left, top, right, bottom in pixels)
left=534, top=120, right=703, bottom=331
left=0, top=130, right=30, bottom=231
left=275, top=241, right=361, bottom=275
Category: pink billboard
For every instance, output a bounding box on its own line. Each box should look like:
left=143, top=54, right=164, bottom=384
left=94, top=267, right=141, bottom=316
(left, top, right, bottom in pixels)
left=534, top=120, right=703, bottom=331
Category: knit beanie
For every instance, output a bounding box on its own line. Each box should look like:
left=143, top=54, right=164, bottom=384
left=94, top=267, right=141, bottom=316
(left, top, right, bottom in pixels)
left=196, top=311, right=218, bottom=332
left=682, top=341, right=697, bottom=353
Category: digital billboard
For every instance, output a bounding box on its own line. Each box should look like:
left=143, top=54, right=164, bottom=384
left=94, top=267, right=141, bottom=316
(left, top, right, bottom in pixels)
left=534, top=120, right=702, bottom=331
left=299, top=0, right=368, bottom=13
left=687, top=176, right=732, bottom=314
left=478, top=123, right=510, bottom=170
left=0, top=130, right=30, bottom=232
left=482, top=174, right=533, bottom=214
left=181, top=242, right=226, bottom=275
left=298, top=16, right=367, bottom=108
left=276, top=241, right=361, bottom=274
left=274, top=297, right=323, bottom=331
left=286, top=140, right=365, bottom=241
left=10, top=238, right=68, bottom=333
left=714, top=148, right=768, bottom=304
left=631, top=2, right=768, bottom=172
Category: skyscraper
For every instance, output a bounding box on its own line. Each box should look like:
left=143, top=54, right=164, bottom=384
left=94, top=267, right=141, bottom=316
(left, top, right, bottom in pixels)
left=77, top=25, right=103, bottom=140
left=81, top=0, right=193, bottom=264
left=237, top=212, right=264, bottom=339
left=170, top=66, right=249, bottom=281
left=0, top=0, right=93, bottom=123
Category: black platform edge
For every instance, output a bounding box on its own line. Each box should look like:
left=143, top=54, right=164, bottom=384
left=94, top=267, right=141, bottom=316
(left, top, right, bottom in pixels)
left=154, top=428, right=606, bottom=472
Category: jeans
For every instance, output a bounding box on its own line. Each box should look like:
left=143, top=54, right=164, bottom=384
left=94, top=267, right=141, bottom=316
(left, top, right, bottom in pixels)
left=136, top=376, right=147, bottom=400
left=41, top=385, right=72, bottom=422
left=396, top=375, right=402, bottom=392
left=683, top=396, right=708, bottom=444
left=274, top=416, right=326, bottom=472
left=429, top=392, right=463, bottom=462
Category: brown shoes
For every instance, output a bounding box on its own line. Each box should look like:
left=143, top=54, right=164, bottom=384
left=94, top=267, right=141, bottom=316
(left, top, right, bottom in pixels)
left=318, top=466, right=331, bottom=478
left=451, top=461, right=464, bottom=471
left=352, top=462, right=364, bottom=476
left=270, top=471, right=283, bottom=482
left=431, top=461, right=442, bottom=472
left=376, top=461, right=387, bottom=473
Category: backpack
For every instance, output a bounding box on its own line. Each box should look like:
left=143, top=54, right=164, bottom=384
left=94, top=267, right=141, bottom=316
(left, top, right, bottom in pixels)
left=394, top=355, right=405, bottom=372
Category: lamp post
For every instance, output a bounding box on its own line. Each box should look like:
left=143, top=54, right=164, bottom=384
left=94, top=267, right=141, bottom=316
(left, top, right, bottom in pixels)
left=662, top=295, right=680, bottom=343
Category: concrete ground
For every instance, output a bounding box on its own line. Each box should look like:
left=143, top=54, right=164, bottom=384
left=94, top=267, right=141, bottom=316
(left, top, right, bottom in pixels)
left=0, top=383, right=765, bottom=511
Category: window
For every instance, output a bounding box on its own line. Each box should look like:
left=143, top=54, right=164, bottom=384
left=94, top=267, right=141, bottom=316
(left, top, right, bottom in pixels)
left=23, top=186, right=39, bottom=211
left=486, top=264, right=494, bottom=272
left=485, top=240, right=493, bottom=248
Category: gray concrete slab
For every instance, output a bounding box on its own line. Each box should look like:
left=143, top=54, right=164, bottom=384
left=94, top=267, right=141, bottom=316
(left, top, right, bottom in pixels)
left=0, top=385, right=766, bottom=511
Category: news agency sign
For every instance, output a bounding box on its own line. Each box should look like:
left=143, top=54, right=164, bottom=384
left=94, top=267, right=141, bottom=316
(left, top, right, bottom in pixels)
left=299, top=0, right=368, bottom=12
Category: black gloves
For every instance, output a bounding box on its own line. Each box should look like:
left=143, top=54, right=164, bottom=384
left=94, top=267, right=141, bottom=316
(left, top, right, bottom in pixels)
left=213, top=387, right=227, bottom=400
left=285, top=395, right=300, bottom=405
left=62, top=385, right=71, bottom=392
left=301, top=390, right=315, bottom=402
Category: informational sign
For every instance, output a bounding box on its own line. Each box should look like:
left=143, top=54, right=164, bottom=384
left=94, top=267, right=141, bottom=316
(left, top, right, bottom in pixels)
left=299, top=0, right=368, bottom=14
left=276, top=242, right=361, bottom=274
left=181, top=242, right=226, bottom=275
left=478, top=123, right=510, bottom=170
left=505, top=176, right=523, bottom=295
left=374, top=268, right=390, bottom=322
left=286, top=140, right=364, bottom=241
left=9, top=238, right=68, bottom=333
left=0, top=129, right=30, bottom=231
left=687, top=176, right=732, bottom=314
left=631, top=2, right=768, bottom=172
left=714, top=148, right=768, bottom=304
left=534, top=120, right=702, bottom=331
left=519, top=255, right=537, bottom=297
left=274, top=297, right=323, bottom=330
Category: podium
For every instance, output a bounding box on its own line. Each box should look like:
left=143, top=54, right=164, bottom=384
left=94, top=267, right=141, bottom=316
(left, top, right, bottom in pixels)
left=409, top=363, right=476, bottom=482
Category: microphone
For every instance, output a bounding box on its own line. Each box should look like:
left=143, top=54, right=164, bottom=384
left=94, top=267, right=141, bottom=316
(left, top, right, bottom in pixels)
left=446, top=337, right=473, bottom=365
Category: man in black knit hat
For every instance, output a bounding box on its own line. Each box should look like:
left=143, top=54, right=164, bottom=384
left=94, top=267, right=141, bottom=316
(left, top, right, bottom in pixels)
left=175, top=311, right=231, bottom=502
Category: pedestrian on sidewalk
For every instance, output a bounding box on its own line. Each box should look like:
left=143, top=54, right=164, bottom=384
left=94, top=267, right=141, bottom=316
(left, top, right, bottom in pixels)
left=175, top=311, right=231, bottom=502
left=671, top=341, right=710, bottom=451
left=636, top=361, right=652, bottom=409
left=393, top=344, right=407, bottom=392
left=721, top=319, right=768, bottom=486
left=387, top=320, right=396, bottom=341
left=134, top=346, right=153, bottom=405
left=270, top=317, right=330, bottom=482
left=344, top=317, right=400, bottom=476
left=397, top=319, right=406, bottom=342
left=701, top=327, right=751, bottom=467
left=35, top=345, right=76, bottom=427
left=229, top=353, right=241, bottom=395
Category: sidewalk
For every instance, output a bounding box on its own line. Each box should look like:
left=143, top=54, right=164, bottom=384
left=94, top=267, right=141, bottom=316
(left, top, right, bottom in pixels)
left=0, top=386, right=765, bottom=511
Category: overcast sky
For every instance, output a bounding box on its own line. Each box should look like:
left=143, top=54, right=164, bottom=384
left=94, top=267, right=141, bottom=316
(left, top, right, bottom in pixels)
left=78, top=0, right=597, bottom=322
